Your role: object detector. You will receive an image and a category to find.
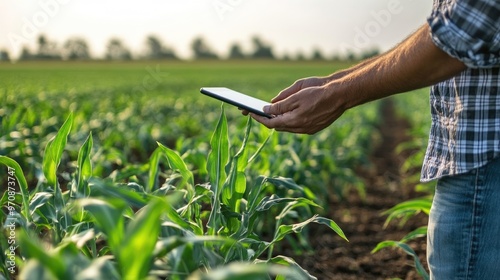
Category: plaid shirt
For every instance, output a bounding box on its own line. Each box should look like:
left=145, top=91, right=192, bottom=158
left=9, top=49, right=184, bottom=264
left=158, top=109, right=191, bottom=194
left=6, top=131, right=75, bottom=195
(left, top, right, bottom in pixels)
left=421, top=0, right=500, bottom=182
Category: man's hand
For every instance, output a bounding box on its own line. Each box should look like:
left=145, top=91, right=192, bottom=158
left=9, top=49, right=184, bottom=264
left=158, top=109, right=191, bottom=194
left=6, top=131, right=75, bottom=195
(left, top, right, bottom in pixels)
left=241, top=76, right=328, bottom=117
left=271, top=76, right=328, bottom=103
left=250, top=83, right=347, bottom=134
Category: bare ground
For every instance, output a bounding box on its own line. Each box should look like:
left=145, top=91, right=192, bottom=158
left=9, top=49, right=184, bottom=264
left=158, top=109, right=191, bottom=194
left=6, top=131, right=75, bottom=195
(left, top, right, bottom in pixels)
left=287, top=98, right=429, bottom=279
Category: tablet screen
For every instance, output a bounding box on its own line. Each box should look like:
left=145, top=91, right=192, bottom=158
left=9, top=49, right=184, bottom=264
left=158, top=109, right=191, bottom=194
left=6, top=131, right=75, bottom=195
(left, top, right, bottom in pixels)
left=200, top=87, right=272, bottom=118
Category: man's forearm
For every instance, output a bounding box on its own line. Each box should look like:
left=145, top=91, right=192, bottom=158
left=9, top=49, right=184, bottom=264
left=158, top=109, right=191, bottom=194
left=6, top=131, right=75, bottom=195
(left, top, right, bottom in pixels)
left=251, top=24, right=468, bottom=134
left=325, top=53, right=382, bottom=82
left=330, top=24, right=467, bottom=109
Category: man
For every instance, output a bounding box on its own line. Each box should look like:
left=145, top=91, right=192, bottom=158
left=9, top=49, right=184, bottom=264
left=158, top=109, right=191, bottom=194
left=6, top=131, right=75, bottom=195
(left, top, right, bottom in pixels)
left=248, top=0, right=500, bottom=279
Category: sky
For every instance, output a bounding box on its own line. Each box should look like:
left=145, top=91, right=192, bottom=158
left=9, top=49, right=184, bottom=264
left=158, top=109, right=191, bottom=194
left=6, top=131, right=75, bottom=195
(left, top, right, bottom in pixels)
left=1, top=0, right=433, bottom=59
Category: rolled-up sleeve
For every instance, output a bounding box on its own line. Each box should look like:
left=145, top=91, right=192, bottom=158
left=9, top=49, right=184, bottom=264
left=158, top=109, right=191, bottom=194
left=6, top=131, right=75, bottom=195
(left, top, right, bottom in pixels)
left=428, top=0, right=500, bottom=68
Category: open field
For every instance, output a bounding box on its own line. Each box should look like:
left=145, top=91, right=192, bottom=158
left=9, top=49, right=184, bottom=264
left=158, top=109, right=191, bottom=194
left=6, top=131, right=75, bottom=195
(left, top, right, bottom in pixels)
left=1, top=60, right=432, bottom=279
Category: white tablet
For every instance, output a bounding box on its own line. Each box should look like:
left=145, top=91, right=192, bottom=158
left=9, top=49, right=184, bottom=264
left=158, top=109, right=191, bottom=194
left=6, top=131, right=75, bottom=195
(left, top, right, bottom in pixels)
left=200, top=87, right=272, bottom=118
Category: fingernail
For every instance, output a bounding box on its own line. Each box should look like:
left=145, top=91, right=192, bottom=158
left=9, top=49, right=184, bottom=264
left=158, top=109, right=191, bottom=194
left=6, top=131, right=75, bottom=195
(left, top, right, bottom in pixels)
left=263, top=105, right=270, bottom=113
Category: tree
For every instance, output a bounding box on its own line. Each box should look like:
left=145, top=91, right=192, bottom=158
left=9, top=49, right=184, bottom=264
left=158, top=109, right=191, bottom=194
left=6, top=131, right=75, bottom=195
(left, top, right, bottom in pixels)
left=345, top=50, right=358, bottom=61
left=63, top=37, right=91, bottom=60
left=331, top=53, right=342, bottom=62
left=360, top=48, right=380, bottom=60
left=145, top=35, right=177, bottom=60
left=296, top=51, right=306, bottom=61
left=38, top=35, right=48, bottom=54
left=228, top=43, right=245, bottom=59
left=35, top=34, right=61, bottom=60
left=0, top=50, right=10, bottom=62
left=311, top=48, right=324, bottom=61
left=191, top=36, right=218, bottom=59
left=105, top=38, right=132, bottom=60
left=250, top=36, right=274, bottom=59
left=19, top=46, right=33, bottom=61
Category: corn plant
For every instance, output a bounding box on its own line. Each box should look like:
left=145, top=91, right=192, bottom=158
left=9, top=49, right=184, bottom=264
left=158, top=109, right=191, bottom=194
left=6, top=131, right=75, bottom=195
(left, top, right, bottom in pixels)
left=372, top=196, right=432, bottom=280
left=1, top=109, right=347, bottom=279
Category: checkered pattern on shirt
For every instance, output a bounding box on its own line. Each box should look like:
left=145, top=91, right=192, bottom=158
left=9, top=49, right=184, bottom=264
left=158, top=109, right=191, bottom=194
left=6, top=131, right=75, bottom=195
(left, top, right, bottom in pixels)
left=421, top=0, right=500, bottom=182
left=421, top=68, right=500, bottom=182
left=428, top=0, right=500, bottom=68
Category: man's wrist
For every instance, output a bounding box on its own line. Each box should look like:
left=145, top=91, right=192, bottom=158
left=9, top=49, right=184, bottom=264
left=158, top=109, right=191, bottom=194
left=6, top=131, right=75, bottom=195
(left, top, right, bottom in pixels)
left=322, top=80, right=352, bottom=112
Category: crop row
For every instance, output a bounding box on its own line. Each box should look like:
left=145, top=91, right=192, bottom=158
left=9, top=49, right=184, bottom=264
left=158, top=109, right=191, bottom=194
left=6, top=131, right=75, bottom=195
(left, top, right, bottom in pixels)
left=0, top=61, right=432, bottom=278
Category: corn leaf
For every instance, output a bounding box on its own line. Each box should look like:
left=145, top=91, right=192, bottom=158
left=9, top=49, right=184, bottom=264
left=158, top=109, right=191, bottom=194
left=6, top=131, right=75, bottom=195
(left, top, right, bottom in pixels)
left=247, top=128, right=273, bottom=165
left=187, top=261, right=310, bottom=280
left=42, top=113, right=73, bottom=187
left=75, top=256, right=120, bottom=280
left=222, top=117, right=252, bottom=214
left=147, top=147, right=162, bottom=192
left=157, top=142, right=194, bottom=192
left=270, top=215, right=348, bottom=252
left=18, top=260, right=56, bottom=280
left=154, top=236, right=236, bottom=259
left=382, top=196, right=432, bottom=228
left=41, top=113, right=74, bottom=239
left=187, top=262, right=271, bottom=280
left=255, top=195, right=320, bottom=212
left=162, top=198, right=203, bottom=235
left=0, top=156, right=30, bottom=222
left=236, top=117, right=252, bottom=171
left=167, top=242, right=198, bottom=280
left=206, top=107, right=229, bottom=235
left=74, top=198, right=125, bottom=253
left=18, top=231, right=66, bottom=279
left=28, top=192, right=53, bottom=216
left=264, top=177, right=304, bottom=192
left=75, top=132, right=93, bottom=197
left=247, top=176, right=267, bottom=214
left=371, top=241, right=429, bottom=280
left=400, top=226, right=427, bottom=243
left=88, top=179, right=149, bottom=209
left=119, top=198, right=165, bottom=280
left=313, top=217, right=348, bottom=242
left=265, top=255, right=317, bottom=280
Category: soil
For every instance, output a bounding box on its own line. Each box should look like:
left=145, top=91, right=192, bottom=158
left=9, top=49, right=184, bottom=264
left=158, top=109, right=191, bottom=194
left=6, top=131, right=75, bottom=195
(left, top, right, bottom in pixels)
left=286, top=98, right=430, bottom=280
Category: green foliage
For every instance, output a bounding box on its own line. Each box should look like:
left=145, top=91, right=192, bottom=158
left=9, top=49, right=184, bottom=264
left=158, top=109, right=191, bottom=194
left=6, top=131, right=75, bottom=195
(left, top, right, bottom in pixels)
left=0, top=61, right=373, bottom=205
left=74, top=132, right=93, bottom=198
left=0, top=156, right=29, bottom=220
left=42, top=113, right=73, bottom=188
left=372, top=227, right=429, bottom=280
left=1, top=108, right=347, bottom=279
left=0, top=60, right=432, bottom=279
left=381, top=197, right=432, bottom=228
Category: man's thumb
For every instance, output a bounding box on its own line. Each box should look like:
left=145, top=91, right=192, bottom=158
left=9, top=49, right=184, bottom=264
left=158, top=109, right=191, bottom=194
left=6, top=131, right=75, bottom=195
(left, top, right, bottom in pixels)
left=264, top=101, right=286, bottom=115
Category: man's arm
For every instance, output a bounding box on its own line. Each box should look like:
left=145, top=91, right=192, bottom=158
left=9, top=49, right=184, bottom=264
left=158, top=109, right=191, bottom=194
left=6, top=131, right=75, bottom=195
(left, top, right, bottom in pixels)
left=251, top=24, right=467, bottom=134
left=269, top=52, right=382, bottom=104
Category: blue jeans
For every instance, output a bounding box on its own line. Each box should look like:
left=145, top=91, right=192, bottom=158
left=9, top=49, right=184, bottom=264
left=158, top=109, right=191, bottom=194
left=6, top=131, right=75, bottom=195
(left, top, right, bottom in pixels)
left=427, top=157, right=500, bottom=279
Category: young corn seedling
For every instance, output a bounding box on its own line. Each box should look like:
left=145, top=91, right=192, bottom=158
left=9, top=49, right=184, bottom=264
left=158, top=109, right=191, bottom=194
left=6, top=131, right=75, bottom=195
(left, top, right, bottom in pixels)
left=1, top=108, right=348, bottom=280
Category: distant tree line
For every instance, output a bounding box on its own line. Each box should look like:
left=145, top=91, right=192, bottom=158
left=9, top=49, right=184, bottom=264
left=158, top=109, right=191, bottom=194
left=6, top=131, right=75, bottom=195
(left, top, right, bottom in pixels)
left=0, top=34, right=380, bottom=62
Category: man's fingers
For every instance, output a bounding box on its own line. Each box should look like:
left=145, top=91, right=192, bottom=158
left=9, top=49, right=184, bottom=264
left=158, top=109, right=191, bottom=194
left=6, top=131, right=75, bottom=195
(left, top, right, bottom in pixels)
left=264, top=96, right=299, bottom=116
left=250, top=112, right=291, bottom=129
left=250, top=112, right=316, bottom=134
left=271, top=90, right=293, bottom=103
left=240, top=109, right=249, bottom=116
left=272, top=81, right=302, bottom=102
